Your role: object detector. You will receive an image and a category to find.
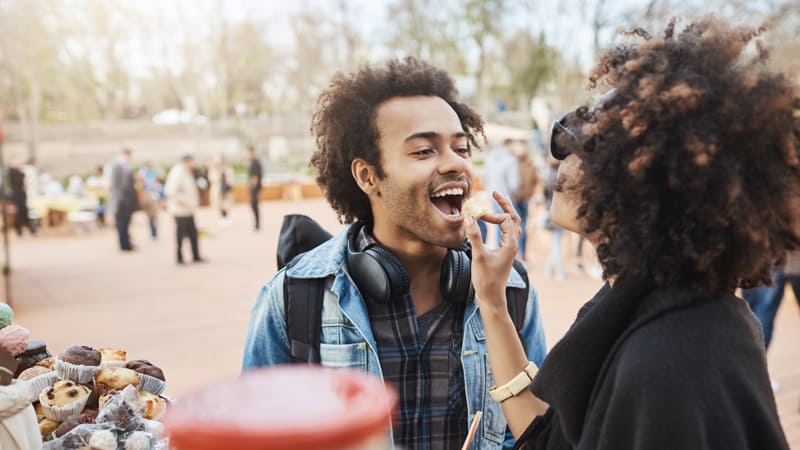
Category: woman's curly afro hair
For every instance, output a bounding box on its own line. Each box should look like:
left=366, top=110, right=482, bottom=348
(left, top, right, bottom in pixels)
left=555, top=17, right=800, bottom=293
left=310, top=57, right=484, bottom=224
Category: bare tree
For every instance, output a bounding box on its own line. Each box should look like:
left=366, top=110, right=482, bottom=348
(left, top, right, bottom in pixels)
left=461, top=0, right=507, bottom=114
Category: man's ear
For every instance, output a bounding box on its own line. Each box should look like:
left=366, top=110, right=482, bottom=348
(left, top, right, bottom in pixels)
left=351, top=158, right=380, bottom=197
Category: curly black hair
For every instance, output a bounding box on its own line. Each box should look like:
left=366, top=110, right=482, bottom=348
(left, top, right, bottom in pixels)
left=310, top=57, right=484, bottom=224
left=554, top=17, right=800, bottom=293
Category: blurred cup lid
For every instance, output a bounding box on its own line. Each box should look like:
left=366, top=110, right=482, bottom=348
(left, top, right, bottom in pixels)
left=165, top=366, right=397, bottom=450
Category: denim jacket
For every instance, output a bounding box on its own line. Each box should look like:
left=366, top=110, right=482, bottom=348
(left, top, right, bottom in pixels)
left=243, top=225, right=547, bottom=450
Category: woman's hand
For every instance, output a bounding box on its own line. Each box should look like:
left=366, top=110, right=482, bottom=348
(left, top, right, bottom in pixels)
left=464, top=191, right=522, bottom=311
left=464, top=191, right=547, bottom=437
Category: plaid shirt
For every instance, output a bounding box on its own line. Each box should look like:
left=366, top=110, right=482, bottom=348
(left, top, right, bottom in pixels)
left=357, top=229, right=468, bottom=450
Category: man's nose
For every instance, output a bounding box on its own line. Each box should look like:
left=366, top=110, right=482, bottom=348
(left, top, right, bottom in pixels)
left=438, top=147, right=470, bottom=175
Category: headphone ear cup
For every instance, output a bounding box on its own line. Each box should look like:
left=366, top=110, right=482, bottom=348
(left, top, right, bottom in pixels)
left=441, top=249, right=474, bottom=303
left=364, top=246, right=410, bottom=302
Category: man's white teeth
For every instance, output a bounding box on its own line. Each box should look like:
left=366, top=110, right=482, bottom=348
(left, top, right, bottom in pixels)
left=448, top=206, right=461, bottom=217
left=431, top=187, right=465, bottom=198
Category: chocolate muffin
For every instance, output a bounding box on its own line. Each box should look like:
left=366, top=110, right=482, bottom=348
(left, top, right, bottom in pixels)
left=59, top=346, right=101, bottom=366
left=125, top=360, right=165, bottom=381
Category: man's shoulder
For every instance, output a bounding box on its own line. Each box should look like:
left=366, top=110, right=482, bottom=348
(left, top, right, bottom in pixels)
left=282, top=226, right=351, bottom=280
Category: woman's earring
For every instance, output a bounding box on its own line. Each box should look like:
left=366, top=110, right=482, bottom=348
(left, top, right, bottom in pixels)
left=372, top=191, right=380, bottom=197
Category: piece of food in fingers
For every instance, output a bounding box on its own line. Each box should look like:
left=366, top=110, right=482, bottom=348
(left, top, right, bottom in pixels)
left=462, top=198, right=488, bottom=219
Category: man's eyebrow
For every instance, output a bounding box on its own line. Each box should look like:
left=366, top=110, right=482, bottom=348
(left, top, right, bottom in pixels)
left=404, top=131, right=467, bottom=143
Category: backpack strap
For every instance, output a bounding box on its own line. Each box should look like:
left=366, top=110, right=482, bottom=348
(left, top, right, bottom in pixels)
left=506, top=259, right=530, bottom=336
left=284, top=269, right=325, bottom=364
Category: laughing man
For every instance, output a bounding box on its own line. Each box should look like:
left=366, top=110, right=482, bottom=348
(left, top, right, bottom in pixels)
left=243, top=57, right=546, bottom=450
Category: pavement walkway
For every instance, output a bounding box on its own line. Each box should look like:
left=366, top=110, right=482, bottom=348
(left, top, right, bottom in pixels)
left=6, top=199, right=799, bottom=448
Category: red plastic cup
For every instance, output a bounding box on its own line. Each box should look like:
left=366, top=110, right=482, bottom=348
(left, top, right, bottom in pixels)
left=165, top=366, right=397, bottom=450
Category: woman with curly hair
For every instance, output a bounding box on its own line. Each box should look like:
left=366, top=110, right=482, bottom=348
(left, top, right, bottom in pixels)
left=465, top=17, right=798, bottom=449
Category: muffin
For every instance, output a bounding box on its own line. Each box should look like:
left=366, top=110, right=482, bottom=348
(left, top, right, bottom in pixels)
left=138, top=390, right=167, bottom=420
left=34, top=401, right=46, bottom=421
left=39, top=380, right=91, bottom=421
left=94, top=367, right=140, bottom=395
left=126, top=360, right=166, bottom=395
left=59, top=345, right=101, bottom=366
left=18, top=365, right=50, bottom=381
left=34, top=356, right=55, bottom=370
left=18, top=365, right=57, bottom=398
left=39, top=418, right=60, bottom=441
left=56, top=346, right=101, bottom=383
left=98, top=347, right=127, bottom=368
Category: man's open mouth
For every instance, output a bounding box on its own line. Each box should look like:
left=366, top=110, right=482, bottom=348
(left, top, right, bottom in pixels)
left=430, top=186, right=466, bottom=219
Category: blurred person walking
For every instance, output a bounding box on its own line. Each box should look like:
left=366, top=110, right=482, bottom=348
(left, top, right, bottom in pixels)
left=246, top=146, right=263, bottom=231
left=138, top=161, right=162, bottom=241
left=742, top=251, right=800, bottom=349
left=22, top=158, right=39, bottom=199
left=513, top=140, right=539, bottom=261
left=109, top=148, right=139, bottom=251
left=208, top=153, right=233, bottom=225
left=482, top=138, right=520, bottom=246
left=165, top=154, right=204, bottom=265
left=6, top=161, right=36, bottom=236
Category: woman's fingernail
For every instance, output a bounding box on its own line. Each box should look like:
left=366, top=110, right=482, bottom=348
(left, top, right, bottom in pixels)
left=465, top=216, right=473, bottom=226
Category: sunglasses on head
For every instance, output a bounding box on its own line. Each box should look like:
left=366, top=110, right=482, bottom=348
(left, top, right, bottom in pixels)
left=550, top=89, right=617, bottom=161
left=550, top=113, right=576, bottom=161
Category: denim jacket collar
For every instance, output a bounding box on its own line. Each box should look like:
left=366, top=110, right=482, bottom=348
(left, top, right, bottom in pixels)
left=285, top=225, right=351, bottom=279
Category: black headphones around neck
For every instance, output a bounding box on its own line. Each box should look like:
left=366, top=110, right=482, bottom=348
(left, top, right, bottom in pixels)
left=345, top=223, right=474, bottom=304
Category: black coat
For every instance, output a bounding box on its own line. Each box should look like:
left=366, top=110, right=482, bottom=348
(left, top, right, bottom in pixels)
left=515, top=278, right=789, bottom=450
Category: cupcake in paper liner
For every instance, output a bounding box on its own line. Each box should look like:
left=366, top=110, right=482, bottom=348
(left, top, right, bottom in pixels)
left=137, top=373, right=167, bottom=395
left=55, top=357, right=100, bottom=384
left=24, top=370, right=58, bottom=398
left=126, top=360, right=167, bottom=395
left=39, top=379, right=91, bottom=421
left=99, top=347, right=127, bottom=369
left=55, top=346, right=102, bottom=383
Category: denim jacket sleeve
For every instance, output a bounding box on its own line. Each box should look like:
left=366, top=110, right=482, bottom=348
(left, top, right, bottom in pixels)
left=242, top=270, right=292, bottom=370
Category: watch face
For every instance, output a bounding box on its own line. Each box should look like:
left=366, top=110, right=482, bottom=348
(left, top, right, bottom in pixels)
left=0, top=347, right=18, bottom=386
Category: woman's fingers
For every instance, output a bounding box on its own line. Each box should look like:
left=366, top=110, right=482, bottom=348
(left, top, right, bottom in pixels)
left=497, top=213, right=520, bottom=252
left=477, top=212, right=508, bottom=225
left=464, top=215, right=486, bottom=259
left=493, top=191, right=521, bottom=224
